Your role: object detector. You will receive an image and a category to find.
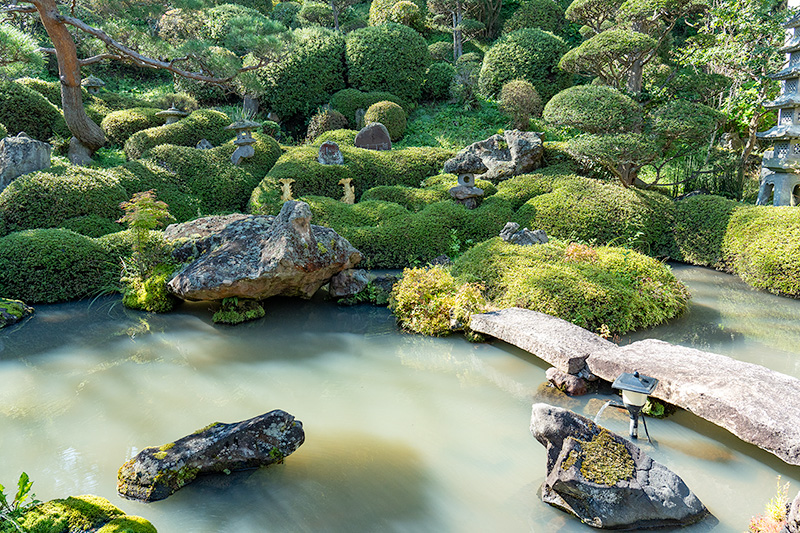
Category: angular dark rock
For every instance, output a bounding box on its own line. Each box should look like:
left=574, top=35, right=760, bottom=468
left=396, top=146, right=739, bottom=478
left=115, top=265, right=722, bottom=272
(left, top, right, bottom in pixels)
left=117, top=410, right=304, bottom=502
left=530, top=403, right=708, bottom=529
left=0, top=132, right=51, bottom=192
left=443, top=129, right=542, bottom=181
left=166, top=201, right=362, bottom=301
left=0, top=297, right=34, bottom=329
left=354, top=122, right=391, bottom=151
left=546, top=367, right=588, bottom=396
left=329, top=268, right=369, bottom=298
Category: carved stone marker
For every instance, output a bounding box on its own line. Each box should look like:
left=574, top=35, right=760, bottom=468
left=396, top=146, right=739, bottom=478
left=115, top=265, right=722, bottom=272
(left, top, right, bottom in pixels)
left=318, top=141, right=344, bottom=165
left=339, top=178, right=355, bottom=204
left=354, top=122, right=391, bottom=151
left=279, top=178, right=295, bottom=202
left=0, top=132, right=51, bottom=192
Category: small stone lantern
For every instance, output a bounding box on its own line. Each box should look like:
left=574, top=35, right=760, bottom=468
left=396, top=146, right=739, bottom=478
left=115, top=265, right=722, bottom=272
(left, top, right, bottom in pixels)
left=156, top=105, right=189, bottom=125
left=226, top=119, right=261, bottom=165
left=611, top=371, right=659, bottom=442
left=81, top=76, right=105, bottom=95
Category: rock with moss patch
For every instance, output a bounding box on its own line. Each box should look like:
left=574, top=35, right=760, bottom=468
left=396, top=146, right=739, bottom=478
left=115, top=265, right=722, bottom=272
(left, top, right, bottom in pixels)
left=117, top=409, right=304, bottom=502
left=530, top=403, right=707, bottom=529
left=443, top=129, right=542, bottom=181
left=8, top=494, right=155, bottom=533
left=0, top=297, right=33, bottom=328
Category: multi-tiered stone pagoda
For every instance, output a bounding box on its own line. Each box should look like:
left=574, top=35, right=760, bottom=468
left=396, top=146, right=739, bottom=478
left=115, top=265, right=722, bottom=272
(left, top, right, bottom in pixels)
left=757, top=14, right=800, bottom=206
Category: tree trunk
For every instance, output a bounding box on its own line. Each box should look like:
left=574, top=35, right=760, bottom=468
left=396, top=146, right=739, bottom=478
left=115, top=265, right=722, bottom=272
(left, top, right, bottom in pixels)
left=331, top=0, right=340, bottom=32
left=453, top=4, right=463, bottom=61
left=34, top=0, right=106, bottom=162
left=626, top=60, right=643, bottom=94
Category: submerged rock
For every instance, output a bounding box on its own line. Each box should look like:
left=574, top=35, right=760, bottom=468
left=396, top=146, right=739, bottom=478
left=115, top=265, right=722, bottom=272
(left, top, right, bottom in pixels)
left=118, top=409, right=304, bottom=502
left=530, top=403, right=707, bottom=529
left=167, top=201, right=362, bottom=301
left=0, top=297, right=33, bottom=328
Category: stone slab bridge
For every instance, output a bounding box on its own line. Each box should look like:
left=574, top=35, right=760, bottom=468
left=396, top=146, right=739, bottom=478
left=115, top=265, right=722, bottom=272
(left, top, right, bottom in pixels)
left=471, top=307, right=800, bottom=467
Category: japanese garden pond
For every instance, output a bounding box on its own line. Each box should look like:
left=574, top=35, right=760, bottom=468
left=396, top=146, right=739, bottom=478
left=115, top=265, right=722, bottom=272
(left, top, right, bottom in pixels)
left=1, top=263, right=800, bottom=532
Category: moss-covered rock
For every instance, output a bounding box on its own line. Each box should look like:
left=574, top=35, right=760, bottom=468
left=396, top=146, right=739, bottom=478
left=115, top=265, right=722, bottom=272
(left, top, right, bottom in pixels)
left=0, top=494, right=156, bottom=533
left=452, top=238, right=690, bottom=335
left=0, top=297, right=33, bottom=328
left=212, top=297, right=266, bottom=324
left=122, top=263, right=179, bottom=313
left=124, top=109, right=231, bottom=159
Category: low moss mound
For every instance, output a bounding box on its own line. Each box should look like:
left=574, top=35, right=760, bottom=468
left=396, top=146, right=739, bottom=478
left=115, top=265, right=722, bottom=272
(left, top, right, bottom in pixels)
left=0, top=80, right=69, bottom=141
left=0, top=494, right=156, bottom=533
left=248, top=144, right=453, bottom=214
left=212, top=297, right=266, bottom=324
left=0, top=229, right=118, bottom=303
left=360, top=185, right=449, bottom=211
left=672, top=194, right=738, bottom=267
left=14, top=77, right=65, bottom=106
left=452, top=238, right=690, bottom=335
left=124, top=109, right=231, bottom=159
left=722, top=206, right=800, bottom=297
left=122, top=263, right=179, bottom=313
left=563, top=429, right=635, bottom=486
left=102, top=107, right=164, bottom=145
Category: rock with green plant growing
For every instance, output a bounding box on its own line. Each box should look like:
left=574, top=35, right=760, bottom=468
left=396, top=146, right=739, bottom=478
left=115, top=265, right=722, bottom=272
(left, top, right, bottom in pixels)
left=530, top=403, right=708, bottom=529
left=117, top=410, right=304, bottom=502
left=0, top=297, right=33, bottom=329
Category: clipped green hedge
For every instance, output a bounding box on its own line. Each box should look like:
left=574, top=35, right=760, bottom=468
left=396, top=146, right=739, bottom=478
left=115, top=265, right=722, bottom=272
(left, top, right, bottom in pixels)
left=328, top=88, right=408, bottom=127
left=513, top=172, right=677, bottom=257
left=0, top=80, right=69, bottom=141
left=0, top=228, right=118, bottom=303
left=345, top=23, right=429, bottom=103
left=360, top=185, right=449, bottom=211
left=259, top=27, right=346, bottom=120
left=478, top=28, right=570, bottom=102
left=101, top=107, right=163, bottom=145
left=722, top=206, right=800, bottom=297
left=452, top=238, right=690, bottom=334
left=672, top=194, right=738, bottom=267
left=124, top=109, right=231, bottom=159
left=14, top=77, right=64, bottom=106
left=249, top=144, right=453, bottom=213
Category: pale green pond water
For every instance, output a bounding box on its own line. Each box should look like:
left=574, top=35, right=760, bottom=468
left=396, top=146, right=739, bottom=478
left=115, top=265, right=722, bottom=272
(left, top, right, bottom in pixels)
left=1, top=264, right=799, bottom=532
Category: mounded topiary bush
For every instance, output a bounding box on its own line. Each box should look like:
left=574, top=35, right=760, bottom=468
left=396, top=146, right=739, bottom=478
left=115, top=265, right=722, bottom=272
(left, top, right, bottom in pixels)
left=14, top=76, right=65, bottom=106
left=500, top=79, right=542, bottom=129
left=0, top=80, right=69, bottom=141
left=101, top=107, right=163, bottom=145
left=313, top=128, right=358, bottom=146
left=124, top=109, right=231, bottom=159
left=672, top=194, right=738, bottom=267
left=428, top=41, right=453, bottom=62
left=364, top=101, right=406, bottom=141
left=722, top=206, right=800, bottom=297
left=423, top=61, right=456, bottom=101
left=345, top=23, right=429, bottom=103
left=328, top=88, right=408, bottom=127
left=248, top=144, right=453, bottom=213
left=259, top=27, right=346, bottom=121
left=543, top=85, right=643, bottom=134
left=270, top=1, right=301, bottom=28
left=452, top=238, right=691, bottom=335
left=306, top=108, right=349, bottom=142
left=0, top=228, right=118, bottom=303
left=368, top=0, right=425, bottom=26
left=502, top=0, right=565, bottom=35
left=360, top=185, right=449, bottom=211
left=478, top=28, right=570, bottom=102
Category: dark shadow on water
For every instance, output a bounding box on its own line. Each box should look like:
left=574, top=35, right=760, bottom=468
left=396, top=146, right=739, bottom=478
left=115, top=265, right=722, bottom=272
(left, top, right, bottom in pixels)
left=157, top=432, right=440, bottom=532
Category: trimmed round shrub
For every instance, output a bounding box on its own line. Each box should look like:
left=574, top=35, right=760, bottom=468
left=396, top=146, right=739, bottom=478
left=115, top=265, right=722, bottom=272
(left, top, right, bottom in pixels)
left=298, top=2, right=334, bottom=27
left=158, top=8, right=206, bottom=44
left=452, top=238, right=690, bottom=335
left=14, top=77, right=64, bottom=106
left=124, top=109, right=231, bottom=159
left=0, top=80, right=68, bottom=141
left=478, top=28, right=570, bottom=102
left=259, top=27, right=346, bottom=120
left=456, top=52, right=482, bottom=66
left=368, top=0, right=425, bottom=26
left=672, top=194, right=738, bottom=267
left=149, top=92, right=199, bottom=112
left=101, top=107, right=163, bottom=146
left=503, top=0, right=565, bottom=34
left=428, top=41, right=453, bottom=62
left=306, top=108, right=349, bottom=142
left=500, top=79, right=542, bottom=129
left=364, top=101, right=407, bottom=141
left=328, top=88, right=408, bottom=127
left=423, top=61, right=456, bottom=101
left=271, top=1, right=302, bottom=28
left=314, top=128, right=358, bottom=145
left=543, top=85, right=643, bottom=134
left=345, top=23, right=429, bottom=103
left=388, top=0, right=425, bottom=33
left=0, top=228, right=117, bottom=303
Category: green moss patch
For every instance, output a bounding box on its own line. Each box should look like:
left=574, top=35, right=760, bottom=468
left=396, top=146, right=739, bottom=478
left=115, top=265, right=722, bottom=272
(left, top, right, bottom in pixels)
left=124, top=109, right=231, bottom=159
left=563, top=429, right=635, bottom=486
left=0, top=297, right=33, bottom=328
left=0, top=495, right=155, bottom=533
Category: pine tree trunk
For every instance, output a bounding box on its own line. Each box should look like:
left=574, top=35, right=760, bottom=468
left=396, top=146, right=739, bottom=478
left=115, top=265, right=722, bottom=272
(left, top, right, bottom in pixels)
left=331, top=0, right=340, bottom=32
left=453, top=5, right=463, bottom=61
left=35, top=0, right=106, bottom=162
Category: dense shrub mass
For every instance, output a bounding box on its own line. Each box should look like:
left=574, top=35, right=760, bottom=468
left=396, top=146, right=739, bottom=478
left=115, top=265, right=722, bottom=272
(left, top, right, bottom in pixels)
left=500, top=79, right=542, bottom=129
left=672, top=194, right=738, bottom=267
left=345, top=23, right=429, bottom=103
left=306, top=108, right=349, bottom=142
left=360, top=185, right=449, bottom=211
left=0, top=80, right=68, bottom=141
left=478, top=28, right=570, bottom=102
left=423, top=61, right=456, bottom=101
left=248, top=144, right=453, bottom=213
left=0, top=122, right=6, bottom=138
left=502, top=0, right=565, bottom=34
left=0, top=229, right=117, bottom=303
left=364, top=101, right=407, bottom=141
left=722, top=206, right=800, bottom=297
left=259, top=27, right=346, bottom=120
left=101, top=107, right=163, bottom=145
left=428, top=41, right=453, bottom=62
left=328, top=88, right=407, bottom=127
left=14, top=77, right=65, bottom=106
left=543, top=85, right=643, bottom=134
left=270, top=1, right=301, bottom=28
left=368, top=0, right=425, bottom=26
left=124, top=109, right=231, bottom=159
left=452, top=238, right=690, bottom=334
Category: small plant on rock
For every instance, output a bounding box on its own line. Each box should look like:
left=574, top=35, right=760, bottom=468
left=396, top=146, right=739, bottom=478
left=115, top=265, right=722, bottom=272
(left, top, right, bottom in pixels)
left=0, top=472, right=40, bottom=531
left=749, top=477, right=790, bottom=533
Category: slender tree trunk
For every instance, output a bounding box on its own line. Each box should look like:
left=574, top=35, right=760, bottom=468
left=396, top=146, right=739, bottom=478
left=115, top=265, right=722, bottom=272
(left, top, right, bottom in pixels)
left=331, top=0, right=340, bottom=31
left=626, top=21, right=645, bottom=94
left=453, top=3, right=463, bottom=61
left=34, top=0, right=105, bottom=163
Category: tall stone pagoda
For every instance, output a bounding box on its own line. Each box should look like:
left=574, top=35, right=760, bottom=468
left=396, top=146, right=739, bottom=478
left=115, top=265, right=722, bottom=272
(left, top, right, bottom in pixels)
left=757, top=13, right=800, bottom=206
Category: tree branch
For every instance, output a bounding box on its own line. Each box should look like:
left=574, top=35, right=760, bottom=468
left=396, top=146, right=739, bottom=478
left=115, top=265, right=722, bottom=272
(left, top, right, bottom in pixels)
left=80, top=52, right=123, bottom=66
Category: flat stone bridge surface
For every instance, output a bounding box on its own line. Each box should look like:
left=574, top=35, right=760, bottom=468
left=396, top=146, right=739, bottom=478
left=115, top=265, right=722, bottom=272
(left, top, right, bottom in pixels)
left=471, top=307, right=800, bottom=466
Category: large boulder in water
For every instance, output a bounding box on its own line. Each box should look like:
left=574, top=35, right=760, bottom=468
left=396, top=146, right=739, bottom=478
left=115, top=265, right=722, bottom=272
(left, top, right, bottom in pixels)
left=117, top=410, right=304, bottom=502
left=530, top=403, right=708, bottom=529
left=166, top=201, right=362, bottom=301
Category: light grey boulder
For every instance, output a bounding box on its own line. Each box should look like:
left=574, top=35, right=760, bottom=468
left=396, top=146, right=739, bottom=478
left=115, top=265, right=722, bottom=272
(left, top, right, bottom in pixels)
left=530, top=403, right=708, bottom=529
left=587, top=339, right=800, bottom=467
left=0, top=132, right=51, bottom=192
left=167, top=201, right=362, bottom=301
left=499, top=222, right=548, bottom=245
left=443, top=129, right=542, bottom=181
left=117, top=410, right=304, bottom=502
left=784, top=490, right=800, bottom=533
